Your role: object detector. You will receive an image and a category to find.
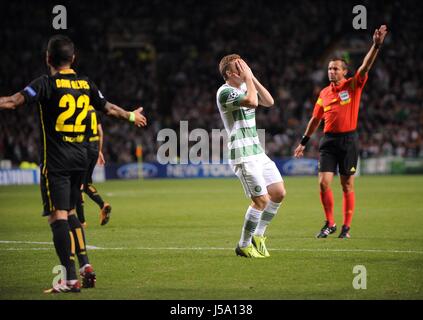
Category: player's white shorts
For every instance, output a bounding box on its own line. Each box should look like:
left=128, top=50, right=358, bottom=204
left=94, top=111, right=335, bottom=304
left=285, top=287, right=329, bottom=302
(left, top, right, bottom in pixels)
left=230, top=157, right=283, bottom=198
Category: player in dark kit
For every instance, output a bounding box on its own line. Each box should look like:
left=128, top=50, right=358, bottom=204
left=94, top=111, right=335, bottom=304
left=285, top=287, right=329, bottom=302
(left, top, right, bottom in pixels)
left=76, top=106, right=112, bottom=227
left=294, top=25, right=388, bottom=239
left=0, top=35, right=147, bottom=293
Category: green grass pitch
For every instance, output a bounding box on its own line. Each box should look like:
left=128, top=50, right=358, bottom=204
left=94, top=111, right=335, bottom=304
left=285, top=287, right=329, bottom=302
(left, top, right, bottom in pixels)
left=0, top=175, right=422, bottom=300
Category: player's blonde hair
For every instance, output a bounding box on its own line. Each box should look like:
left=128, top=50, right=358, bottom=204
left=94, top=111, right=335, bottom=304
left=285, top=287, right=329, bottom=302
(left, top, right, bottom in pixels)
left=219, top=54, right=241, bottom=80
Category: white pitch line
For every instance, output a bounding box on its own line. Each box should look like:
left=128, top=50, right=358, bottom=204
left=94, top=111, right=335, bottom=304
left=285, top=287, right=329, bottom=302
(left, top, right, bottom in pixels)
left=1, top=248, right=52, bottom=251
left=90, top=247, right=423, bottom=254
left=274, top=248, right=423, bottom=254
left=0, top=240, right=101, bottom=250
left=0, top=240, right=53, bottom=245
left=1, top=241, right=423, bottom=255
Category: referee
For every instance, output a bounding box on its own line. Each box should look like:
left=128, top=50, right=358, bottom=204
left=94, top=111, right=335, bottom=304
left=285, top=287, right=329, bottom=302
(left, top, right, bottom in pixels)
left=0, top=35, right=147, bottom=292
left=294, top=25, right=388, bottom=238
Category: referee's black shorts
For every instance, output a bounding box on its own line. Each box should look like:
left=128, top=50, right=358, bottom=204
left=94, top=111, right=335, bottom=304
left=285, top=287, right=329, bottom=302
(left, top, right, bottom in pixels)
left=40, top=170, right=85, bottom=216
left=318, top=131, right=359, bottom=176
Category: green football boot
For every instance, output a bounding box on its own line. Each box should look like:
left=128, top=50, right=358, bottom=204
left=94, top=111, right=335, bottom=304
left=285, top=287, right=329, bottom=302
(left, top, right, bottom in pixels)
left=252, top=235, right=270, bottom=257
left=235, top=243, right=265, bottom=258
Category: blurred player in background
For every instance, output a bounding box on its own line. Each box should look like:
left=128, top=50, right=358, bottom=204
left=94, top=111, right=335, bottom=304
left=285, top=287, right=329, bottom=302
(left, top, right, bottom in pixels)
left=294, top=25, right=388, bottom=238
left=0, top=35, right=147, bottom=293
left=76, top=106, right=111, bottom=227
left=217, top=54, right=286, bottom=258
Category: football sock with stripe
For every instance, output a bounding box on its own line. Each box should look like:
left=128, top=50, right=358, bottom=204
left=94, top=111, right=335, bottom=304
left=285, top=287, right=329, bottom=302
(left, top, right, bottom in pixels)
left=75, top=192, right=85, bottom=224
left=239, top=206, right=263, bottom=248
left=255, top=200, right=281, bottom=236
left=85, top=183, right=105, bottom=209
left=50, top=219, right=77, bottom=281
left=68, top=214, right=89, bottom=267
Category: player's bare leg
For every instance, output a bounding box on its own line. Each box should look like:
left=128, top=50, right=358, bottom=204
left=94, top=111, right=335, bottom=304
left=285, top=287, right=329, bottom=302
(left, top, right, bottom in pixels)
left=250, top=194, right=269, bottom=211
left=319, top=172, right=334, bottom=193
left=317, top=172, right=337, bottom=238
left=252, top=182, right=286, bottom=257
left=339, top=175, right=355, bottom=238
left=267, top=182, right=286, bottom=203
left=44, top=210, right=80, bottom=293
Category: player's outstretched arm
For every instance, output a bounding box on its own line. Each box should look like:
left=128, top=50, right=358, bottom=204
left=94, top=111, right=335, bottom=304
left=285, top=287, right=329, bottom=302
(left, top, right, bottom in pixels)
left=0, top=93, right=25, bottom=110
left=358, top=25, right=388, bottom=77
left=104, top=102, right=147, bottom=127
left=293, top=116, right=321, bottom=158
left=236, top=60, right=258, bottom=108
left=252, top=75, right=274, bottom=107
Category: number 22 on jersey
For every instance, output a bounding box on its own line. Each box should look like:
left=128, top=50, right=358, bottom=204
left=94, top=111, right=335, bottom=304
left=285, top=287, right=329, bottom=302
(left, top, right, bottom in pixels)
left=55, top=94, right=90, bottom=133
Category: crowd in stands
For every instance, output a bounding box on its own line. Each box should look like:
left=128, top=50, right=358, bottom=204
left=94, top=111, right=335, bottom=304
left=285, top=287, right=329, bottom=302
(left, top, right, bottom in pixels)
left=1, top=0, right=422, bottom=166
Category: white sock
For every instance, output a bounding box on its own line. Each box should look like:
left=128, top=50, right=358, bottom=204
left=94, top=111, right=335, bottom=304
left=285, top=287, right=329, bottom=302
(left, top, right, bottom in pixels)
left=239, top=206, right=263, bottom=248
left=255, top=200, right=281, bottom=236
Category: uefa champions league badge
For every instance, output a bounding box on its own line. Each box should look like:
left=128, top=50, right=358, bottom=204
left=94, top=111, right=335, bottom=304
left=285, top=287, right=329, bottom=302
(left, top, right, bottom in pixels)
left=339, top=90, right=350, bottom=101
left=229, top=90, right=240, bottom=99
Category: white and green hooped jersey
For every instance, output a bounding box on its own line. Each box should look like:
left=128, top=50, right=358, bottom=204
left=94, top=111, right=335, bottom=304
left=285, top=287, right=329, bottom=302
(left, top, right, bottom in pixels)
left=216, top=83, right=265, bottom=164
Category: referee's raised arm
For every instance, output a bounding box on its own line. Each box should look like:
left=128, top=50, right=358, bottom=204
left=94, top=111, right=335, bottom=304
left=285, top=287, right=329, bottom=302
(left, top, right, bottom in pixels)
left=358, top=25, right=388, bottom=77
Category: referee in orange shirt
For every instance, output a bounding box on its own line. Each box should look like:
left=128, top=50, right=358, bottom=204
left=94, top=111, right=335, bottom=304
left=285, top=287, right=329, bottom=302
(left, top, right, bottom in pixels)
left=294, top=25, right=388, bottom=238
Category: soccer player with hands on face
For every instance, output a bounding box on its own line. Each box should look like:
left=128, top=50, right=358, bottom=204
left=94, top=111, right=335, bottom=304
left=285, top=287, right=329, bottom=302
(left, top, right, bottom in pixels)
left=217, top=54, right=286, bottom=258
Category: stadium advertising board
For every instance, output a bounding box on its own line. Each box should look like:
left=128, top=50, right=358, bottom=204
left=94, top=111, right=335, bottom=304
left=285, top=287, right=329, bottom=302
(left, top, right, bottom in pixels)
left=106, top=158, right=319, bottom=179
left=0, top=169, right=40, bottom=185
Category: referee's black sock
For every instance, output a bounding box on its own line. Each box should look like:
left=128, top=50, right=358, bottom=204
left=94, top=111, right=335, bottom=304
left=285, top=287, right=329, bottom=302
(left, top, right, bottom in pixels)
left=76, top=192, right=85, bottom=224
left=68, top=214, right=90, bottom=268
left=85, top=184, right=105, bottom=209
left=50, top=220, right=77, bottom=281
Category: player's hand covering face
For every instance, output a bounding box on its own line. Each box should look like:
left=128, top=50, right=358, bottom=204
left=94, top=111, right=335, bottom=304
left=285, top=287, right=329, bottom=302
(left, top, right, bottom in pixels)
left=235, top=59, right=253, bottom=81
left=226, top=60, right=241, bottom=80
